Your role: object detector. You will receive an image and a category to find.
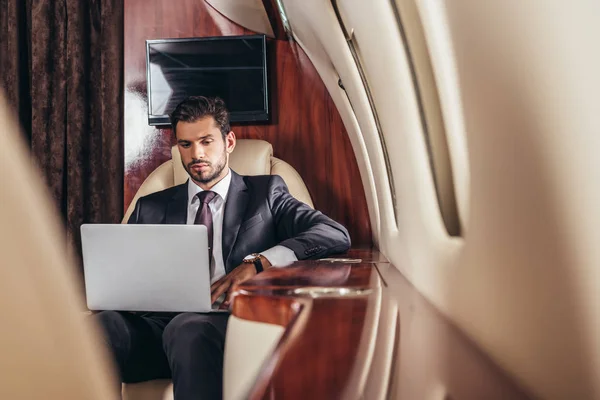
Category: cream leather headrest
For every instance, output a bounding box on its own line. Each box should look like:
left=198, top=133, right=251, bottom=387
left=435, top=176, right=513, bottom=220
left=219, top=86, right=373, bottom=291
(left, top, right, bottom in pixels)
left=171, top=139, right=273, bottom=185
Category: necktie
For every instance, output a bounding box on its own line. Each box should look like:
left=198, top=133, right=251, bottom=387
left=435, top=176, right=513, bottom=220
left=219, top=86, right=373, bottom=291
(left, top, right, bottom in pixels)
left=194, top=190, right=217, bottom=263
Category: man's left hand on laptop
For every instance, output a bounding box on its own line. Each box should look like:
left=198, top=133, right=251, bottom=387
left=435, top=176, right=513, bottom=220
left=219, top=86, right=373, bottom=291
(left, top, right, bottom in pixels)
left=210, top=255, right=272, bottom=308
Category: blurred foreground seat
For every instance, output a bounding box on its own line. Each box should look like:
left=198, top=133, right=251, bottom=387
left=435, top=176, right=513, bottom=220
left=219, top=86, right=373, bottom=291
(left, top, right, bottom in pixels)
left=0, top=91, right=118, bottom=400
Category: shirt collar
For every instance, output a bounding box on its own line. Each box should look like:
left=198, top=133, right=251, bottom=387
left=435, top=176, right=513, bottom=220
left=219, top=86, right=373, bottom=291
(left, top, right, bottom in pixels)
left=187, top=168, right=232, bottom=205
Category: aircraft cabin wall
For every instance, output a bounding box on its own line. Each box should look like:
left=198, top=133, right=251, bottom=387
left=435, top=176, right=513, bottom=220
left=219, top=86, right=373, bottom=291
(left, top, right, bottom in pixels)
left=273, top=0, right=600, bottom=398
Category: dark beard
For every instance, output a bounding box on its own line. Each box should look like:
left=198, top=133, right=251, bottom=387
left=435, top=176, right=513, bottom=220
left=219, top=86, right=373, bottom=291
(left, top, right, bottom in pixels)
left=184, top=150, right=227, bottom=184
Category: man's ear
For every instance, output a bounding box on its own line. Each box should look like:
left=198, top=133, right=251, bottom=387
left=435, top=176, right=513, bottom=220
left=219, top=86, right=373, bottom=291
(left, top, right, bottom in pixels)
left=225, top=131, right=236, bottom=154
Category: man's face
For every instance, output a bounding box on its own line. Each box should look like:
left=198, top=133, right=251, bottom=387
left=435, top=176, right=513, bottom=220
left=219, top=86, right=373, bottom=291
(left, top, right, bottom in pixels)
left=175, top=117, right=236, bottom=188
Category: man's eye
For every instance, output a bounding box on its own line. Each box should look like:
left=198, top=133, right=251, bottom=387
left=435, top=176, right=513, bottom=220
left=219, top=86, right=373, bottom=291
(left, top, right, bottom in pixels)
left=203, top=140, right=213, bottom=145
left=180, top=143, right=190, bottom=148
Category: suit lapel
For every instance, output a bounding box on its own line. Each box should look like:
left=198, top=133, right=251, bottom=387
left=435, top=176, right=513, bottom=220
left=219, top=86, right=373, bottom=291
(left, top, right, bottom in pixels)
left=165, top=182, right=188, bottom=224
left=222, top=171, right=249, bottom=271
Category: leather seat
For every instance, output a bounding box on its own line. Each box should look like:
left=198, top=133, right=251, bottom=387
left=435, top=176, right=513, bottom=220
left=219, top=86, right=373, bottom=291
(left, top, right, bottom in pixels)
left=123, top=139, right=313, bottom=223
left=0, top=91, right=118, bottom=399
left=122, top=139, right=313, bottom=400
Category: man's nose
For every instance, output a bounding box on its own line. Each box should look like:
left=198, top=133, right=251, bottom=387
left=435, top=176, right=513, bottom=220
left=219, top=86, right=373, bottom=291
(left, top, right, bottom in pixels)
left=191, top=143, right=205, bottom=160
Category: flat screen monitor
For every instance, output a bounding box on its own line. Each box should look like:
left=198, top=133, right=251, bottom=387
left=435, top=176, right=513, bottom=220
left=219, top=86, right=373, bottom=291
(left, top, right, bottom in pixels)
left=146, top=34, right=268, bottom=125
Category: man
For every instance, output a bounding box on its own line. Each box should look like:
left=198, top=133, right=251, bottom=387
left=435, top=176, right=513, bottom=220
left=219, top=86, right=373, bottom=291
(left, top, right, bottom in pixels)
left=95, top=96, right=351, bottom=400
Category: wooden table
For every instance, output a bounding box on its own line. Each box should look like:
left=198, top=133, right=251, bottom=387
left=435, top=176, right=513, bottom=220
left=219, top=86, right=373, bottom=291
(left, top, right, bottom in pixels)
left=230, top=248, right=533, bottom=400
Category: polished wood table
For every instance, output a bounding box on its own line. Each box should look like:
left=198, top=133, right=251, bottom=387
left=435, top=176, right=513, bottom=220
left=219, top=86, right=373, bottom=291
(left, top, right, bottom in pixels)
left=230, top=248, right=533, bottom=400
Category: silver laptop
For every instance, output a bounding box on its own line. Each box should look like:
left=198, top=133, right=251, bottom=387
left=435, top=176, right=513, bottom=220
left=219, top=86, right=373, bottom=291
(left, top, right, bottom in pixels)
left=81, top=224, right=225, bottom=313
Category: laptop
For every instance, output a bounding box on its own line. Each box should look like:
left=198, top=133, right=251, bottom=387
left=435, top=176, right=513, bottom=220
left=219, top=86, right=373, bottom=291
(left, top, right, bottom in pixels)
left=81, top=224, right=226, bottom=313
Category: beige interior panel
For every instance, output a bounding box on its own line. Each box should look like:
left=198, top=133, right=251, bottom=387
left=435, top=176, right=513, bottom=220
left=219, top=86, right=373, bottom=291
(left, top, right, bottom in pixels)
left=205, top=0, right=275, bottom=38
left=223, top=316, right=285, bottom=400
left=438, top=1, right=600, bottom=397
left=281, top=0, right=600, bottom=398
left=379, top=263, right=532, bottom=400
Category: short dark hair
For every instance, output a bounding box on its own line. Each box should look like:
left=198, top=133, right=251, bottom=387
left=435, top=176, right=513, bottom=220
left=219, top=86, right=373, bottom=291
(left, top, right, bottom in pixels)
left=169, top=96, right=231, bottom=138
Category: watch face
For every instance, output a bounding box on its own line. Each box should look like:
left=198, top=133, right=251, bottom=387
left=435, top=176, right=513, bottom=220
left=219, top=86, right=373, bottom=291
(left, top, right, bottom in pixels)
left=244, top=254, right=260, bottom=262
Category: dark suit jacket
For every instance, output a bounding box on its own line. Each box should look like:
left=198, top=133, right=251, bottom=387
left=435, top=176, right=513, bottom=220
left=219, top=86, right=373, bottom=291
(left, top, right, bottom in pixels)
left=127, top=171, right=351, bottom=272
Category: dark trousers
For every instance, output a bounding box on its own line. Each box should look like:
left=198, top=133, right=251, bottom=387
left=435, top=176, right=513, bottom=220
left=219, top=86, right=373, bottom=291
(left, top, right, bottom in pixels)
left=95, top=311, right=229, bottom=400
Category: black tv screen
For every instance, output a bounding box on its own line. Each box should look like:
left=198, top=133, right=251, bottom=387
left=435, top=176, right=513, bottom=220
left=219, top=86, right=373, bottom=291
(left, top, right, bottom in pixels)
left=146, top=35, right=268, bottom=125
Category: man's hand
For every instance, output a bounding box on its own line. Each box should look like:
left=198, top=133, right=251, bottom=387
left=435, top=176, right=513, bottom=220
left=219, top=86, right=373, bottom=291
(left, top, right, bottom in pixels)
left=211, top=256, right=272, bottom=308
left=210, top=263, right=257, bottom=309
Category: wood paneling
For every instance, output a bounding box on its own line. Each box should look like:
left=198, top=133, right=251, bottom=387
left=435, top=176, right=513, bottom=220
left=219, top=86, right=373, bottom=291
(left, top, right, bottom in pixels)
left=262, top=0, right=287, bottom=40
left=231, top=248, right=534, bottom=399
left=231, top=295, right=301, bottom=327
left=124, top=0, right=372, bottom=245
left=234, top=256, right=374, bottom=399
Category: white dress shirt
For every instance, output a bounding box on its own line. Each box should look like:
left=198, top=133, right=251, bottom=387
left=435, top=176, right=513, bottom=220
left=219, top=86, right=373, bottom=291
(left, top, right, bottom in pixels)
left=187, top=169, right=297, bottom=283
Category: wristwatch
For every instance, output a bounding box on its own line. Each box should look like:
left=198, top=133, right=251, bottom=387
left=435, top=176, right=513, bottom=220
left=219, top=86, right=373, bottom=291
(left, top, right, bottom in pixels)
left=243, top=253, right=264, bottom=273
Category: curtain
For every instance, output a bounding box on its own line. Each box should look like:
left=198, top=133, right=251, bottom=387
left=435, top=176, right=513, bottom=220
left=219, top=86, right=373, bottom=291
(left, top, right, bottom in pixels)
left=0, top=0, right=124, bottom=268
